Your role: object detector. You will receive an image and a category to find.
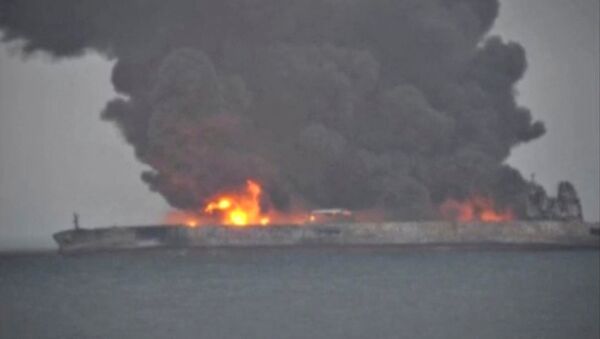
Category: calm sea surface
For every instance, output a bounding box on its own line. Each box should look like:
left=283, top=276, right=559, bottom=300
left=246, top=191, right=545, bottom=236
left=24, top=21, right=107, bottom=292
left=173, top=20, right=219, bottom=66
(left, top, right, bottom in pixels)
left=1, top=247, right=598, bottom=339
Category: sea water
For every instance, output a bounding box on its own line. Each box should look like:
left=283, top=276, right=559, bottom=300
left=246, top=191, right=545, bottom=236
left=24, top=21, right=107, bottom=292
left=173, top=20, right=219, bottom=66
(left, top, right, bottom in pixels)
left=1, top=248, right=598, bottom=339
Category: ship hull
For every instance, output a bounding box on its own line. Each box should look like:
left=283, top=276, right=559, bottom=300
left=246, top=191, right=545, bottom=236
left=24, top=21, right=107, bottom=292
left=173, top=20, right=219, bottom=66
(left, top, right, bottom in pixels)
left=53, top=221, right=599, bottom=254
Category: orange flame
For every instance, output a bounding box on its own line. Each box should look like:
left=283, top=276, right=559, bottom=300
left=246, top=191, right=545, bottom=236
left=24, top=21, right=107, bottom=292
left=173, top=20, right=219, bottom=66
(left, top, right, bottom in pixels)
left=165, top=179, right=316, bottom=227
left=440, top=196, right=514, bottom=222
left=165, top=180, right=270, bottom=227
left=202, top=179, right=271, bottom=227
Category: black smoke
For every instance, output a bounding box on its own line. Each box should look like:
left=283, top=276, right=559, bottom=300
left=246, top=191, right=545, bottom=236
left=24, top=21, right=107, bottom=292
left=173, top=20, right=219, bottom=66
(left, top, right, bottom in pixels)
left=0, top=0, right=545, bottom=219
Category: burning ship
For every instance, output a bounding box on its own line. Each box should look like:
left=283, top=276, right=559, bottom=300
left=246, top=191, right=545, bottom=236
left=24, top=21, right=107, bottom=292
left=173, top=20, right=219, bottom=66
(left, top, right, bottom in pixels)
left=4, top=0, right=598, bottom=254
left=53, top=220, right=599, bottom=254
left=53, top=180, right=599, bottom=253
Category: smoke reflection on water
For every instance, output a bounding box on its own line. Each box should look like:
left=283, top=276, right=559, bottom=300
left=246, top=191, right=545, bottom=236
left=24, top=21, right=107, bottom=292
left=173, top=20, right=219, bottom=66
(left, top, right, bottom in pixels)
left=0, top=248, right=598, bottom=339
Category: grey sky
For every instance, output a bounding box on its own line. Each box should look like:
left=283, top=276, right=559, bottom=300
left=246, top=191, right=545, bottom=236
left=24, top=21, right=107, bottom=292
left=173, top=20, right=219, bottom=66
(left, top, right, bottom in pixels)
left=0, top=54, right=167, bottom=249
left=494, top=0, right=599, bottom=223
left=0, top=0, right=598, bottom=250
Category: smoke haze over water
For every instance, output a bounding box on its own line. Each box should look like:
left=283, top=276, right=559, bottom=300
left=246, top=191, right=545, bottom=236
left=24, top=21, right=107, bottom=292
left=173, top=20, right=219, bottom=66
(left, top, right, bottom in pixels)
left=0, top=0, right=545, bottom=219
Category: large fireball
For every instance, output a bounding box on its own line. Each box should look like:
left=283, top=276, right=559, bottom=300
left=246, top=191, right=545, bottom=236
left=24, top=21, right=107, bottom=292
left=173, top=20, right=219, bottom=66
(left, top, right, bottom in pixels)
left=203, top=180, right=270, bottom=227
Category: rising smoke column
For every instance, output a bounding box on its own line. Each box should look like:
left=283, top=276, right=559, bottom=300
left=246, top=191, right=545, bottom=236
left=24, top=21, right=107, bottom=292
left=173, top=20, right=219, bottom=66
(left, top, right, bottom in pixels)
left=0, top=0, right=545, bottom=219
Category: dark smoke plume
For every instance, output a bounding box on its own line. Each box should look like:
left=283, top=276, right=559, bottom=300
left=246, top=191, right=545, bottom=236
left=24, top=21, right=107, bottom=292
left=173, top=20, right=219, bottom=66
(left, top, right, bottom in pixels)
left=0, top=0, right=545, bottom=219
